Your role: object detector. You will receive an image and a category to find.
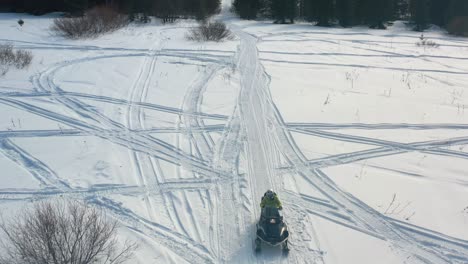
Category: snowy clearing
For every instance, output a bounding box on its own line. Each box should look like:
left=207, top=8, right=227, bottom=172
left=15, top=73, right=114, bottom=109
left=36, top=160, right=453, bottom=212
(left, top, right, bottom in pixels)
left=1, top=8, right=468, bottom=264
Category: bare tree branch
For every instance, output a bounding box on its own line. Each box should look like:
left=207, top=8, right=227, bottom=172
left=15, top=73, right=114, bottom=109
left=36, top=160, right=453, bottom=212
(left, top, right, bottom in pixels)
left=0, top=200, right=137, bottom=264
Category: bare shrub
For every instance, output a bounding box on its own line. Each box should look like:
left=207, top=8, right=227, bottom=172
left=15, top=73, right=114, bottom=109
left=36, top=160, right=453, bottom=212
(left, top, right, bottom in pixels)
left=52, top=6, right=128, bottom=39
left=186, top=21, right=233, bottom=42
left=14, top=50, right=33, bottom=68
left=0, top=201, right=137, bottom=264
left=416, top=34, right=440, bottom=48
left=0, top=44, right=33, bottom=76
left=0, top=44, right=15, bottom=65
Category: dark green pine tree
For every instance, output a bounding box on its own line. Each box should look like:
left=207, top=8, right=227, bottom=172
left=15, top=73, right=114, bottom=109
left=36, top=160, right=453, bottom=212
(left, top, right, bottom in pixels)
left=446, top=0, right=468, bottom=22
left=368, top=0, right=394, bottom=29
left=204, top=0, right=221, bottom=16
left=153, top=0, right=177, bottom=22
left=410, top=0, right=430, bottom=31
left=354, top=0, right=388, bottom=28
left=120, top=0, right=153, bottom=15
left=11, top=0, right=65, bottom=14
left=394, top=0, right=410, bottom=20
left=117, top=0, right=133, bottom=14
left=445, top=0, right=468, bottom=35
left=429, top=0, right=450, bottom=26
left=285, top=0, right=298, bottom=23
left=195, top=0, right=209, bottom=20
left=311, top=0, right=335, bottom=26
left=354, top=0, right=368, bottom=24
left=336, top=0, right=357, bottom=27
left=270, top=0, right=285, bottom=23
left=234, top=0, right=262, bottom=19
left=304, top=0, right=334, bottom=26
left=64, top=0, right=89, bottom=14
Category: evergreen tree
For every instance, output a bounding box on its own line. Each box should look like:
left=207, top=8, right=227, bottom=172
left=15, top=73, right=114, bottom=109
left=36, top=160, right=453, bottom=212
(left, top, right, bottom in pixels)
left=394, top=0, right=410, bottom=20
left=270, top=0, right=285, bottom=23
left=269, top=0, right=297, bottom=23
left=286, top=0, right=298, bottom=23
left=9, top=0, right=66, bottom=14
left=2, top=0, right=465, bottom=36
left=233, top=0, right=252, bottom=19
left=410, top=0, right=430, bottom=31
left=303, top=0, right=334, bottom=26
left=195, top=0, right=208, bottom=20
left=446, top=0, right=468, bottom=24
left=154, top=0, right=177, bottom=22
left=64, top=0, right=89, bottom=14
left=355, top=0, right=369, bottom=24
left=336, top=0, right=356, bottom=27
left=368, top=0, right=393, bottom=29
left=429, top=0, right=449, bottom=26
left=445, top=0, right=468, bottom=35
left=0, top=0, right=222, bottom=20
left=203, top=0, right=221, bottom=16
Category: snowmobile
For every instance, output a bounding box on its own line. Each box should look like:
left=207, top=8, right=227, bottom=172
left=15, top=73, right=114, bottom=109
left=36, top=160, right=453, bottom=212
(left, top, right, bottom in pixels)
left=255, top=206, right=290, bottom=253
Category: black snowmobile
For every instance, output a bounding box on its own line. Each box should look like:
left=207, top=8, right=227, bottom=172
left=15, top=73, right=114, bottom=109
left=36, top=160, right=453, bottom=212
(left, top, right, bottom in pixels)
left=255, top=206, right=290, bottom=252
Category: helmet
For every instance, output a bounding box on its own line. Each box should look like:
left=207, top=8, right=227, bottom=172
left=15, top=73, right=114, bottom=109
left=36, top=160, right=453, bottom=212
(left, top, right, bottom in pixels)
left=265, top=189, right=275, bottom=200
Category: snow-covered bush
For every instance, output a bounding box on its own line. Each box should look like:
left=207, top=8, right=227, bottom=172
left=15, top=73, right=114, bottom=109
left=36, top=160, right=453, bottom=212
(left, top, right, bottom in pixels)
left=0, top=201, right=137, bottom=264
left=186, top=21, right=233, bottom=42
left=52, top=6, right=128, bottom=39
left=0, top=44, right=32, bottom=76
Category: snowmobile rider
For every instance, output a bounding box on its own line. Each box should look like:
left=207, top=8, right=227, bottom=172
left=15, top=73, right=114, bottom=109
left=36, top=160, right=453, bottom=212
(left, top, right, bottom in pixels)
left=260, top=189, right=282, bottom=210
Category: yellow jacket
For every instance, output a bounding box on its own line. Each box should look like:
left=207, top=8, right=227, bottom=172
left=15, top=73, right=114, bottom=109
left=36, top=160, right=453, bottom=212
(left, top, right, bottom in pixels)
left=260, top=193, right=282, bottom=209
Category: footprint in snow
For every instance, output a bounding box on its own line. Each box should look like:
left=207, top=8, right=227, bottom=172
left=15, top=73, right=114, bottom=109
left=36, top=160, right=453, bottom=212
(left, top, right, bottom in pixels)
left=93, top=160, right=110, bottom=178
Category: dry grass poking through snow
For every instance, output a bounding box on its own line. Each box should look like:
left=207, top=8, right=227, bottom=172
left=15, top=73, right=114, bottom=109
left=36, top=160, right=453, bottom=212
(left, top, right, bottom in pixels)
left=186, top=21, right=233, bottom=42
left=0, top=44, right=33, bottom=76
left=51, top=6, right=128, bottom=39
left=416, top=34, right=440, bottom=48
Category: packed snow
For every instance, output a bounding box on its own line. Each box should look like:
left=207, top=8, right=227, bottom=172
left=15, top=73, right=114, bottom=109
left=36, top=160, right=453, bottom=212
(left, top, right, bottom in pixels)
left=1, top=6, right=468, bottom=264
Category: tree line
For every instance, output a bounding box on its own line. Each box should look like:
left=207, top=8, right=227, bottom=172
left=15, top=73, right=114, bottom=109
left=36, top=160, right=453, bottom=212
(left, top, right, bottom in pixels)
left=234, top=0, right=468, bottom=34
left=0, top=0, right=221, bottom=21
left=1, top=0, right=466, bottom=34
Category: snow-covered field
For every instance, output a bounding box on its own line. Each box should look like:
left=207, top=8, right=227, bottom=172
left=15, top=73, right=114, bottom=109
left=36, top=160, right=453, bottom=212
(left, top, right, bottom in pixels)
left=1, top=5, right=468, bottom=264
